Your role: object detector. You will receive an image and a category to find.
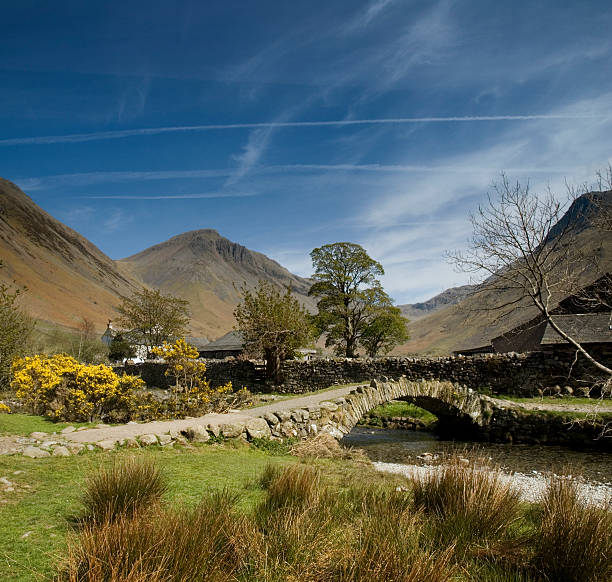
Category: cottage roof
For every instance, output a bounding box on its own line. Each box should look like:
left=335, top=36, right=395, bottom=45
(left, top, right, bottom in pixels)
left=184, top=336, right=210, bottom=350
left=198, top=330, right=244, bottom=352
left=541, top=313, right=612, bottom=345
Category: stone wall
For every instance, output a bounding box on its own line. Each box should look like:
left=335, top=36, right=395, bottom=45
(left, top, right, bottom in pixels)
left=278, top=351, right=609, bottom=396
left=116, top=359, right=259, bottom=390
left=116, top=349, right=609, bottom=398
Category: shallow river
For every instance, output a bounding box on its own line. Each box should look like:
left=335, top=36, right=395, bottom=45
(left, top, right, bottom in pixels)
left=341, top=426, right=612, bottom=486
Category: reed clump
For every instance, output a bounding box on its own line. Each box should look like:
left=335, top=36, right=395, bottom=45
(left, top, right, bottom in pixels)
left=411, top=457, right=522, bottom=546
left=79, top=457, right=167, bottom=524
left=61, top=455, right=612, bottom=582
left=534, top=475, right=612, bottom=582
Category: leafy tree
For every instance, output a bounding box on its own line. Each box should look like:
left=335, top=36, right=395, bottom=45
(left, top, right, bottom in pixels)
left=0, top=262, right=34, bottom=388
left=108, top=333, right=136, bottom=362
left=234, top=280, right=314, bottom=383
left=361, top=305, right=409, bottom=358
left=116, top=288, right=190, bottom=357
left=309, top=242, right=400, bottom=357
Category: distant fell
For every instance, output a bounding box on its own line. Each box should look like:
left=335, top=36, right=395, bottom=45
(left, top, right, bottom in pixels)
left=118, top=229, right=315, bottom=338
left=395, top=190, right=612, bottom=355
left=398, top=284, right=477, bottom=321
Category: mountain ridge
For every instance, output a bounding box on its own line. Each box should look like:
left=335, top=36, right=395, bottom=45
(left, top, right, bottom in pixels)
left=0, top=178, right=314, bottom=340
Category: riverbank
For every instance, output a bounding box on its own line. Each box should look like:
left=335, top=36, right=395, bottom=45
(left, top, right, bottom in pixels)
left=373, top=461, right=612, bottom=505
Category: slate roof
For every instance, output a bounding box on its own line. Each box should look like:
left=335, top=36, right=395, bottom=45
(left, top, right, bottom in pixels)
left=198, top=330, right=244, bottom=352
left=541, top=313, right=612, bottom=345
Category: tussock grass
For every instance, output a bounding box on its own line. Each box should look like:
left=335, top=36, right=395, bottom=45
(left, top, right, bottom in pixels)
left=64, top=490, right=252, bottom=582
left=60, top=455, right=612, bottom=582
left=290, top=432, right=369, bottom=462
left=411, top=457, right=522, bottom=548
left=80, top=457, right=167, bottom=524
left=534, top=475, right=612, bottom=582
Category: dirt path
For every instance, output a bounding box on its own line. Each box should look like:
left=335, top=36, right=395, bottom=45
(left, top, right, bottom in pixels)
left=64, top=385, right=362, bottom=444
left=14, top=385, right=611, bottom=447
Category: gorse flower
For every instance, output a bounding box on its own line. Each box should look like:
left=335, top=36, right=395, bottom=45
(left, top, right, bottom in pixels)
left=11, top=354, right=144, bottom=422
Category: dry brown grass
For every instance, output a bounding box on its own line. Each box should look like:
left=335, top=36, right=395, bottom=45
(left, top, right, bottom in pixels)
left=290, top=432, right=369, bottom=462
left=79, top=457, right=167, bottom=524
left=411, top=457, right=522, bottom=547
left=534, top=475, right=612, bottom=582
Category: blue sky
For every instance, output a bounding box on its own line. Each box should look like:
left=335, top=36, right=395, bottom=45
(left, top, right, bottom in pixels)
left=1, top=0, right=611, bottom=304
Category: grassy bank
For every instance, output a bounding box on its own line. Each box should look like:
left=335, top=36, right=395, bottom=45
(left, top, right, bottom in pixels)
left=27, top=452, right=612, bottom=582
left=360, top=400, right=437, bottom=427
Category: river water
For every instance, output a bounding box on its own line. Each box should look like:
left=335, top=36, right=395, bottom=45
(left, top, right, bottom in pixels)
left=341, top=426, right=612, bottom=486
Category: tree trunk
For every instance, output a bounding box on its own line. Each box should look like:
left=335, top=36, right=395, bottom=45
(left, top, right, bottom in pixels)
left=265, top=348, right=283, bottom=384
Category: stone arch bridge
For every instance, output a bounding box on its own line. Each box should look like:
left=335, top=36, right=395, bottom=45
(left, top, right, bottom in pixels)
left=258, top=378, right=511, bottom=441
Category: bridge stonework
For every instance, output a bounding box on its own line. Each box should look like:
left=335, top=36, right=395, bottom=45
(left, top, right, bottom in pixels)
left=259, top=378, right=501, bottom=441
left=258, top=378, right=611, bottom=449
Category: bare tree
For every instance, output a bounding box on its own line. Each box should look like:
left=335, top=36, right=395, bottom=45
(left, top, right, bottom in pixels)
left=450, top=174, right=611, bottom=377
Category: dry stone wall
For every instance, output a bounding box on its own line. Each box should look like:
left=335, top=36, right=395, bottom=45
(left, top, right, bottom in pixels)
left=116, top=350, right=609, bottom=398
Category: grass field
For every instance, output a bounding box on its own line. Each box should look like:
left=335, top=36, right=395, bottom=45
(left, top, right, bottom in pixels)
left=0, top=414, right=97, bottom=436
left=0, top=417, right=381, bottom=582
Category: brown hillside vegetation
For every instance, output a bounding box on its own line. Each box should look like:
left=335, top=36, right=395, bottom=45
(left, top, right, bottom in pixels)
left=119, top=229, right=315, bottom=338
left=397, top=191, right=612, bottom=355
left=0, top=178, right=140, bottom=330
left=0, top=178, right=314, bottom=340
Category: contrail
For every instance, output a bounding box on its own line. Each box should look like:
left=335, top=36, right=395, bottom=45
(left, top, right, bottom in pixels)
left=0, top=114, right=597, bottom=146
left=81, top=191, right=258, bottom=200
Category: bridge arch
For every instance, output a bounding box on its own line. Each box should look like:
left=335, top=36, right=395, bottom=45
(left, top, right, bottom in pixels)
left=333, top=378, right=496, bottom=436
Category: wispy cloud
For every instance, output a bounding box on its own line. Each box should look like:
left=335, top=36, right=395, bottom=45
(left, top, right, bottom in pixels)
left=226, top=126, right=275, bottom=185
left=341, top=0, right=396, bottom=33
left=18, top=161, right=575, bottom=192
left=16, top=169, right=233, bottom=190
left=0, top=114, right=598, bottom=146
left=103, top=208, right=131, bottom=232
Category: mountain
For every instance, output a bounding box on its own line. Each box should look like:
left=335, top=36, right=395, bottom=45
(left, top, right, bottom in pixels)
left=395, top=190, right=612, bottom=355
left=0, top=178, right=140, bottom=330
left=118, top=230, right=315, bottom=338
left=0, top=178, right=313, bottom=340
left=398, top=285, right=477, bottom=321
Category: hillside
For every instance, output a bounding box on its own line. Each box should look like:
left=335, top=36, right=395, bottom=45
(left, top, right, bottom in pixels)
left=396, top=190, right=612, bottom=355
left=0, top=178, right=140, bottom=330
left=398, top=284, right=476, bottom=320
left=0, top=179, right=314, bottom=340
left=118, top=230, right=315, bottom=338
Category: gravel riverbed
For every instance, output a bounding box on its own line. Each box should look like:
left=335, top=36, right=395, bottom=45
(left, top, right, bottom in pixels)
left=373, top=461, right=612, bottom=507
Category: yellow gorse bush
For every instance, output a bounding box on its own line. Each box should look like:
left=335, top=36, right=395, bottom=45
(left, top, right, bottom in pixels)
left=0, top=402, right=10, bottom=413
left=11, top=354, right=144, bottom=422
left=152, top=338, right=233, bottom=414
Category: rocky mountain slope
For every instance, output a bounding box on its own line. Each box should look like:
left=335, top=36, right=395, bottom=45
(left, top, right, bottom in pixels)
left=118, top=229, right=315, bottom=338
left=398, top=284, right=477, bottom=320
left=395, top=190, right=612, bottom=355
left=0, top=178, right=140, bottom=330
